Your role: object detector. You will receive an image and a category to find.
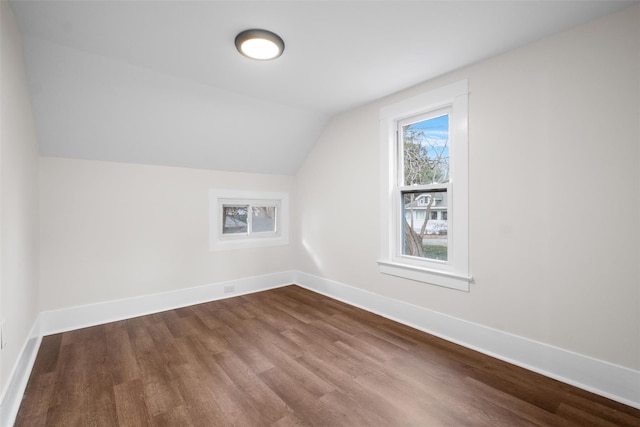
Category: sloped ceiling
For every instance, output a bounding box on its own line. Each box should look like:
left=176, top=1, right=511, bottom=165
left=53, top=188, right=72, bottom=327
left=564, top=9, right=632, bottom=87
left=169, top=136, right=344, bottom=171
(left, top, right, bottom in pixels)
left=9, top=0, right=636, bottom=175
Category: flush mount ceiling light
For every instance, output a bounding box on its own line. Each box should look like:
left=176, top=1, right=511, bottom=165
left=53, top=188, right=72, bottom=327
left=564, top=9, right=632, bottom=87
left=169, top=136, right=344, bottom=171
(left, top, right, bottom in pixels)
left=235, top=29, right=285, bottom=60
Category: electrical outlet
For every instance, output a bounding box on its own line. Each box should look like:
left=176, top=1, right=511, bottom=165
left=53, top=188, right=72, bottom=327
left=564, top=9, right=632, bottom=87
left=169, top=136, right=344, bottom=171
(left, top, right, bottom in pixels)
left=1, top=320, right=6, bottom=350
left=223, top=285, right=235, bottom=294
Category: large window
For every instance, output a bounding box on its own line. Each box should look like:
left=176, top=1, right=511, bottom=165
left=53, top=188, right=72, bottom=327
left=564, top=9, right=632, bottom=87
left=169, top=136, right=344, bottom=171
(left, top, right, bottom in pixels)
left=378, top=80, right=471, bottom=291
left=209, top=190, right=289, bottom=251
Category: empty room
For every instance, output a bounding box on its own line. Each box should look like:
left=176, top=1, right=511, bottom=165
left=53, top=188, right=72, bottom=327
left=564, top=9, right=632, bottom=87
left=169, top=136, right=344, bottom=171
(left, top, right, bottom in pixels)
left=1, top=0, right=639, bottom=425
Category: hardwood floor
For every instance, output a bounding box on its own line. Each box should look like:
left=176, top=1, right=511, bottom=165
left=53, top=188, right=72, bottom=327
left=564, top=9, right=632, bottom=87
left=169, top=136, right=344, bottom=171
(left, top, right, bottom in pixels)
left=15, top=285, right=640, bottom=426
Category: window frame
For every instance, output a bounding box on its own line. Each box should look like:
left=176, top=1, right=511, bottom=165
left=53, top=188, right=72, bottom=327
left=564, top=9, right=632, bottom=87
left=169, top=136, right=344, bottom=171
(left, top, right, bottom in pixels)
left=378, top=80, right=471, bottom=291
left=209, top=189, right=289, bottom=251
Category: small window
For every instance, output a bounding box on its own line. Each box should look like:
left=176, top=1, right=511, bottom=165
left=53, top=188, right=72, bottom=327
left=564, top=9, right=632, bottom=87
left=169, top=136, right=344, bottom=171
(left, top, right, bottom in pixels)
left=210, top=190, right=289, bottom=251
left=221, top=204, right=277, bottom=236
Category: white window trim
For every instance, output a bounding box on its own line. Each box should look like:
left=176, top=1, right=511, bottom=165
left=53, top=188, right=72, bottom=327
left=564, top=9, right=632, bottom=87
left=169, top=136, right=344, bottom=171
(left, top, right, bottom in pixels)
left=378, top=80, right=471, bottom=291
left=209, top=189, right=289, bottom=251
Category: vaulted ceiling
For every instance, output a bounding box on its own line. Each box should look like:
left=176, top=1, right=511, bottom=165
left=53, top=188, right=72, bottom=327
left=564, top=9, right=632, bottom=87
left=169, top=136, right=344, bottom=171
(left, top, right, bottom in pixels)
left=10, top=0, right=636, bottom=175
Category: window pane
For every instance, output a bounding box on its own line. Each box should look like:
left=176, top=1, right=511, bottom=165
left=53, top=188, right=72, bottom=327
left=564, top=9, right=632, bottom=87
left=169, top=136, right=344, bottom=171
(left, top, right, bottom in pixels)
left=402, top=114, right=449, bottom=185
left=222, top=205, right=248, bottom=234
left=252, top=206, right=276, bottom=233
left=402, top=189, right=448, bottom=261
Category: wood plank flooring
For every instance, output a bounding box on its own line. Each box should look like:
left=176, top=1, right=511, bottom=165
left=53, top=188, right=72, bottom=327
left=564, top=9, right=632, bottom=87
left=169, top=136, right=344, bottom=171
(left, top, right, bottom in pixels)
left=15, top=285, right=640, bottom=426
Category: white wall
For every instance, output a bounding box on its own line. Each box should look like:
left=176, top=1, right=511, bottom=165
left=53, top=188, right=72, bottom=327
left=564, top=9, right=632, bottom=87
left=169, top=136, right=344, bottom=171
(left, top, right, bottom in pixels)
left=0, top=0, right=40, bottom=398
left=39, top=158, right=295, bottom=311
left=295, top=5, right=640, bottom=371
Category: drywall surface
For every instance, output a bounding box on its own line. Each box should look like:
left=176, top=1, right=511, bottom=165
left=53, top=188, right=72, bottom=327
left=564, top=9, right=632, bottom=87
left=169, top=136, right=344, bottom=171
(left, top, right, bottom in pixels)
left=0, top=1, right=40, bottom=398
left=295, top=5, right=640, bottom=370
left=39, top=158, right=295, bottom=311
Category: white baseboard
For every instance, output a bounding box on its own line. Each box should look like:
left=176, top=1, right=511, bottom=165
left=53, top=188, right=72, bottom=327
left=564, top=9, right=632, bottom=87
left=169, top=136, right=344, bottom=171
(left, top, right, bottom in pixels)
left=39, top=271, right=297, bottom=336
left=0, top=319, right=41, bottom=427
left=293, top=271, right=640, bottom=410
left=2, top=269, right=638, bottom=427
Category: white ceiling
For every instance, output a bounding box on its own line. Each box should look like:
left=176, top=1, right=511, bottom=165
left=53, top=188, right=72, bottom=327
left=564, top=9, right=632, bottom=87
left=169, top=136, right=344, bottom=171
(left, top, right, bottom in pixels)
left=10, top=0, right=637, bottom=175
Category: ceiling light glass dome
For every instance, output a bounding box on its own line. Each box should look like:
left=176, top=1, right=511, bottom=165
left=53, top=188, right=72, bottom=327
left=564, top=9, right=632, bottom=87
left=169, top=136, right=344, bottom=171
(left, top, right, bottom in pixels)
left=235, top=29, right=285, bottom=60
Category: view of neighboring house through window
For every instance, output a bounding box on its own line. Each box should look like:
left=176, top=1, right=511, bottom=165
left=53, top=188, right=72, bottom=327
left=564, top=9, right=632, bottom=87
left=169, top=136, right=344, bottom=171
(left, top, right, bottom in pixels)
left=400, top=111, right=450, bottom=261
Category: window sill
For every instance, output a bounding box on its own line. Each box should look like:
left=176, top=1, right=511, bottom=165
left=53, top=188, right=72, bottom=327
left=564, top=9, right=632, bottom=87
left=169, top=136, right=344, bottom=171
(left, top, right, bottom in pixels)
left=211, top=236, right=288, bottom=251
left=377, top=260, right=471, bottom=292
